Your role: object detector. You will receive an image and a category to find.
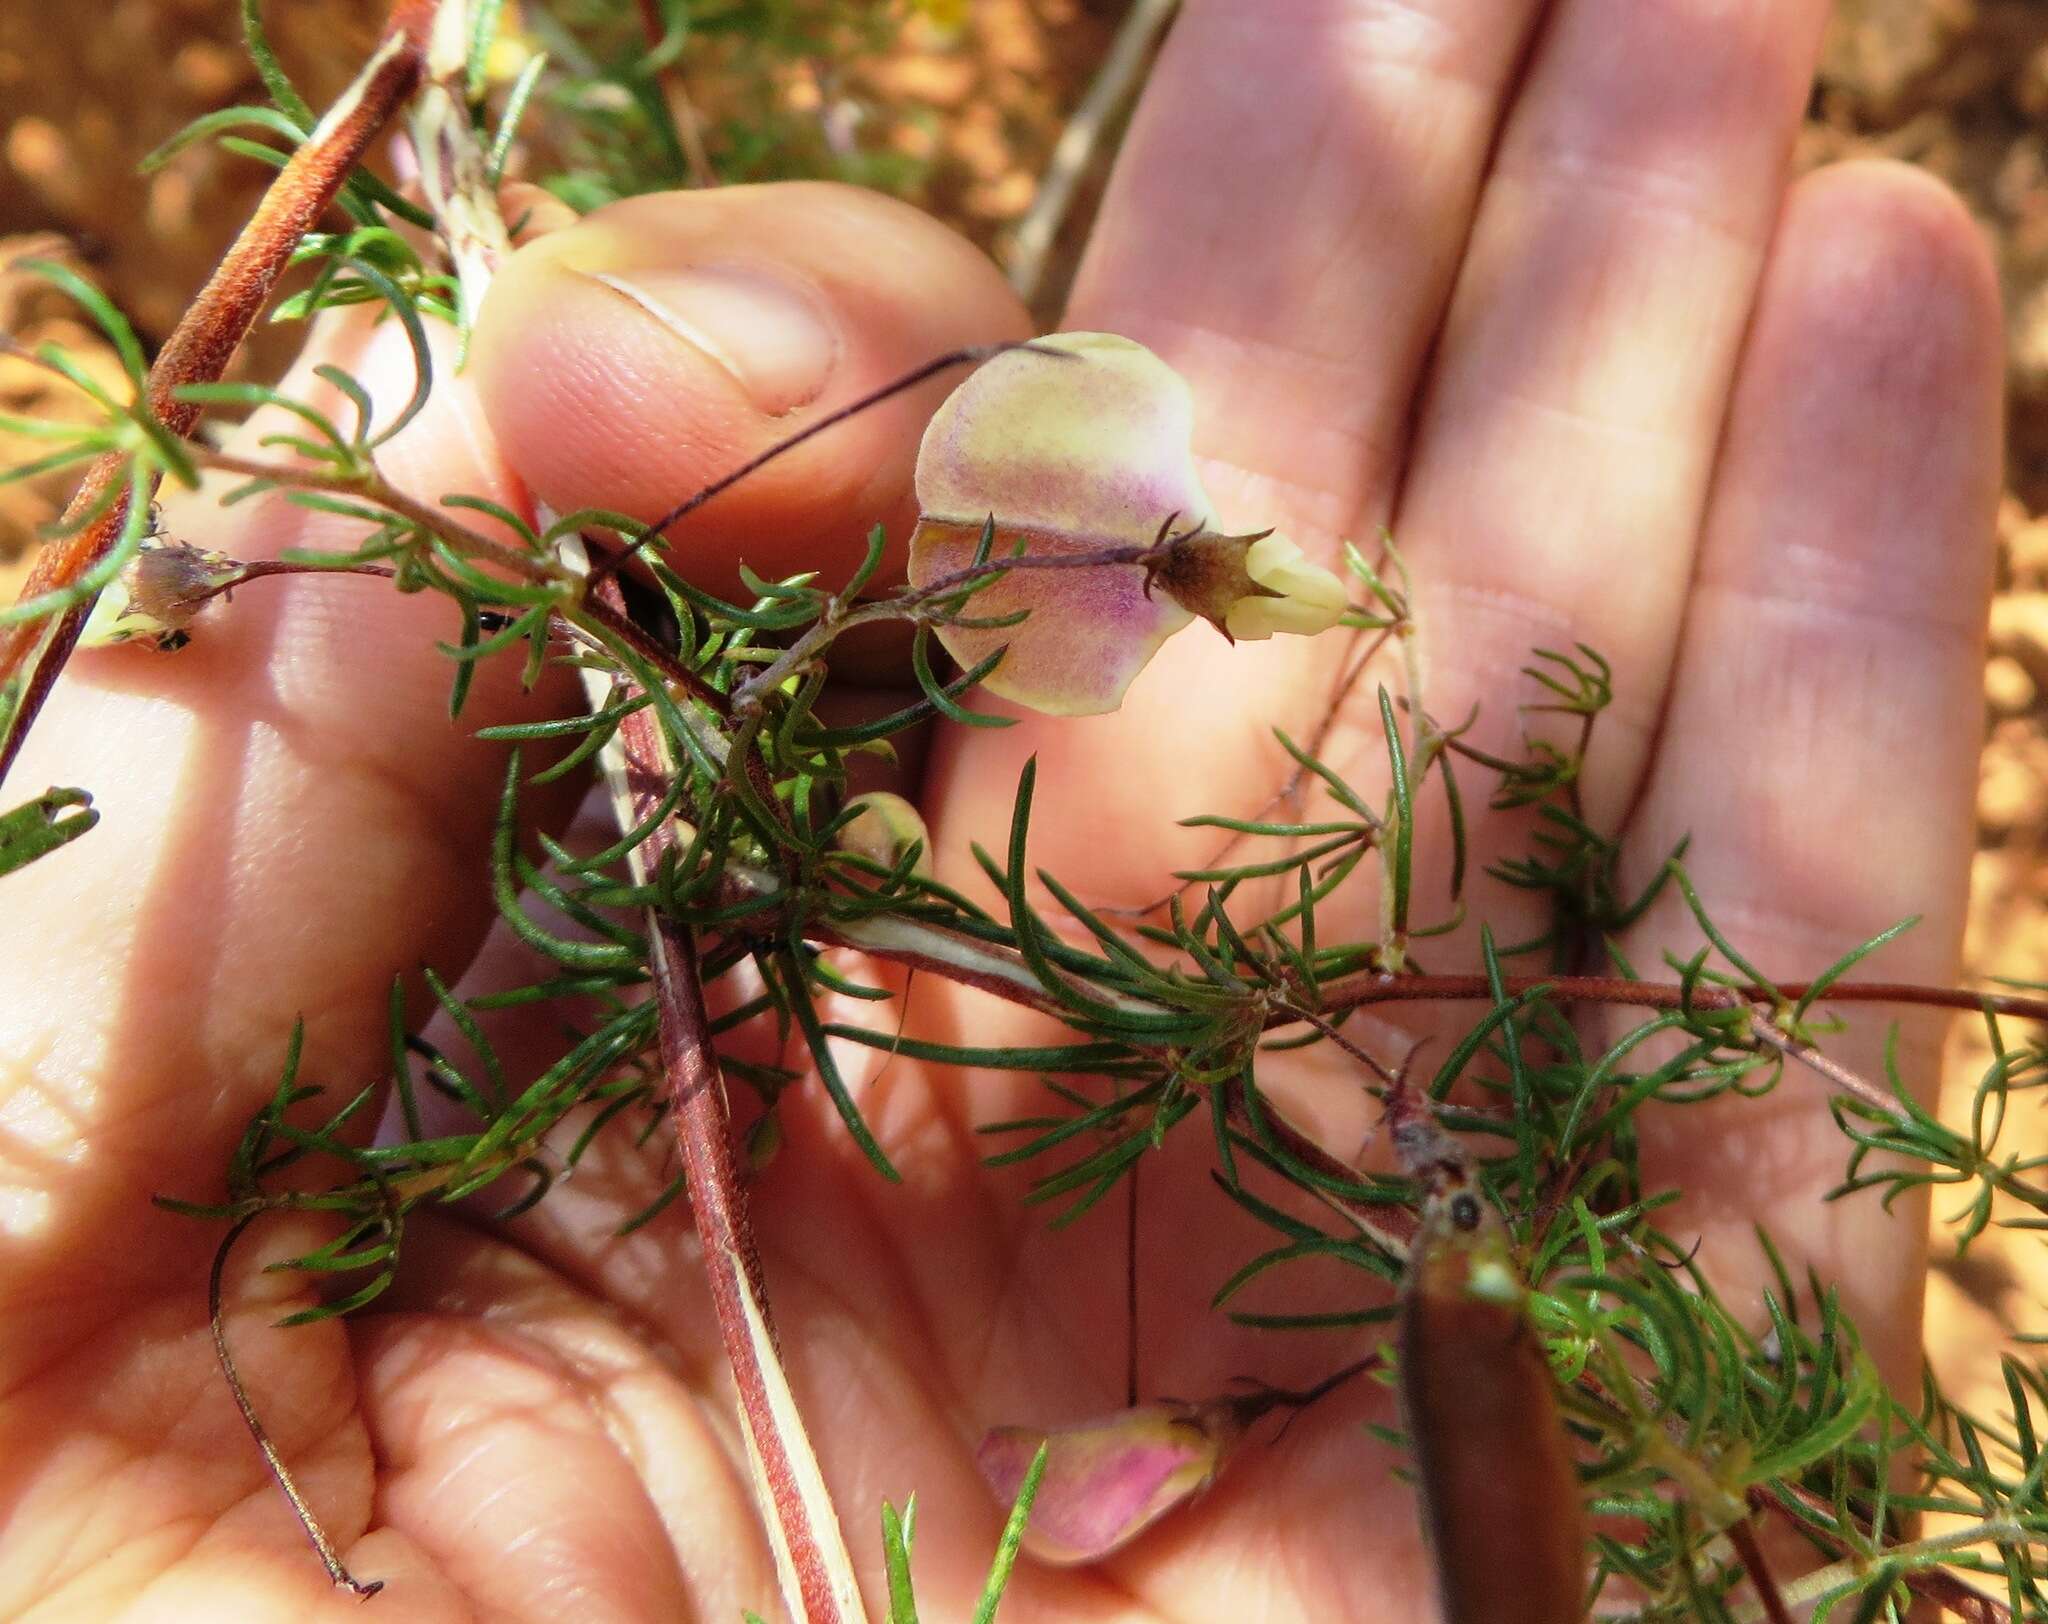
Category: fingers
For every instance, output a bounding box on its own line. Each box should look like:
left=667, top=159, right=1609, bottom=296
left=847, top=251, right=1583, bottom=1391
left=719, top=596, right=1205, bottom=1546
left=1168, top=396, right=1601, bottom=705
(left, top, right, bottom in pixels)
left=1396, top=0, right=1830, bottom=826
left=927, top=0, right=1553, bottom=893
left=359, top=1222, right=775, bottom=1623
left=926, top=0, right=1829, bottom=925
left=1065, top=0, right=1550, bottom=530
left=0, top=182, right=1027, bottom=1332
left=472, top=182, right=1029, bottom=595
left=1613, top=162, right=2003, bottom=1385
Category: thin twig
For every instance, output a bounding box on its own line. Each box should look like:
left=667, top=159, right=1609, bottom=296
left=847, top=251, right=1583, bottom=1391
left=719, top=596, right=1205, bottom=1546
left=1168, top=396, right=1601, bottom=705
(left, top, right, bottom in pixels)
left=412, top=0, right=512, bottom=333
left=1726, top=1516, right=1795, bottom=1624
left=1310, top=969, right=2048, bottom=1029
left=1306, top=970, right=2048, bottom=1123
left=1007, top=0, right=1181, bottom=310
left=633, top=0, right=717, bottom=188
left=1750, top=1486, right=2013, bottom=1622
left=583, top=341, right=1065, bottom=591
left=1125, top=1157, right=1141, bottom=1407
left=193, top=447, right=554, bottom=584
left=584, top=565, right=865, bottom=1624
left=208, top=1216, right=382, bottom=1597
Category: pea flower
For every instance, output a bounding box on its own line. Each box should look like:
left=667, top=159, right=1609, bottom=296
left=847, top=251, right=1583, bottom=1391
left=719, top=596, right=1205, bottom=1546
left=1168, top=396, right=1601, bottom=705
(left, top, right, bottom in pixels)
left=975, top=1399, right=1247, bottom=1565
left=908, top=332, right=1347, bottom=716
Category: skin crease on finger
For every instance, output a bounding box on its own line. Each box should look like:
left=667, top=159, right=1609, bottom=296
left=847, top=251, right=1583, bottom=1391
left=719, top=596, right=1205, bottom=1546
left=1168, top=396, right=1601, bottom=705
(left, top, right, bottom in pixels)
left=0, top=25, right=2009, bottom=1624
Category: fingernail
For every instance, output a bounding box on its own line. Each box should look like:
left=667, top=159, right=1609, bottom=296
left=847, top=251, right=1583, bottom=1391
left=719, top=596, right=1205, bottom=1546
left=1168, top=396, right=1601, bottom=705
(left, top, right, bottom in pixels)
left=583, top=264, right=838, bottom=416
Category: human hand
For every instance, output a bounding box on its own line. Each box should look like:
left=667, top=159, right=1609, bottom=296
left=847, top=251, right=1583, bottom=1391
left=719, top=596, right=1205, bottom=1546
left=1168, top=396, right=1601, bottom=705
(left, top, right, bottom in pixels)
left=0, top=2, right=2003, bottom=1620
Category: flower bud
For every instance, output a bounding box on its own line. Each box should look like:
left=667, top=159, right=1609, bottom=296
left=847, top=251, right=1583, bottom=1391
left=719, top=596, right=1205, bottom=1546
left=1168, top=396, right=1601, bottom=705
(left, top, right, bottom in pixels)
left=79, top=539, right=238, bottom=652
left=745, top=1108, right=783, bottom=1172
left=975, top=1399, right=1244, bottom=1565
left=833, top=791, right=931, bottom=877
left=1144, top=527, right=1348, bottom=644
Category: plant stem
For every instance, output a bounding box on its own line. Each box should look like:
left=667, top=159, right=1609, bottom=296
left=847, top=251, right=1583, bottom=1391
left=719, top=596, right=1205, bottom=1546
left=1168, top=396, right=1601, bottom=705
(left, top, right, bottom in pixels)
left=1725, top=1516, right=1794, bottom=1624
left=0, top=0, right=436, bottom=787
left=208, top=1217, right=383, bottom=1597
left=633, top=0, right=717, bottom=188
left=1312, top=970, right=2048, bottom=1029
left=1748, top=1487, right=2015, bottom=1621
left=1307, top=969, right=2048, bottom=1122
left=647, top=914, right=860, bottom=1615
left=193, top=447, right=557, bottom=585
left=589, top=569, right=865, bottom=1623
left=1006, top=0, right=1180, bottom=309
left=411, top=0, right=511, bottom=333
left=582, top=341, right=1047, bottom=591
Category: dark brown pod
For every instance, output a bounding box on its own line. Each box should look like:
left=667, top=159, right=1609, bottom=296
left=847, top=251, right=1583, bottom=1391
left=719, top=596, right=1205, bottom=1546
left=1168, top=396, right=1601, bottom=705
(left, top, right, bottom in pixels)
left=1400, top=1186, right=1588, bottom=1624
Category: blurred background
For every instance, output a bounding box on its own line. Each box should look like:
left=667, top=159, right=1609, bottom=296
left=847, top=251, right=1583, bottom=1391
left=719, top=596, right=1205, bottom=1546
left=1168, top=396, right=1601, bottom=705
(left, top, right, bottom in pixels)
left=3, top=0, right=2046, bottom=1426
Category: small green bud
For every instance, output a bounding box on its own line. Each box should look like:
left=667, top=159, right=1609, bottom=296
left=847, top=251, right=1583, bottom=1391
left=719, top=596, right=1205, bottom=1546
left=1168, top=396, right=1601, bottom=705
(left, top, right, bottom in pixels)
left=745, top=1109, right=783, bottom=1172
left=834, top=791, right=931, bottom=877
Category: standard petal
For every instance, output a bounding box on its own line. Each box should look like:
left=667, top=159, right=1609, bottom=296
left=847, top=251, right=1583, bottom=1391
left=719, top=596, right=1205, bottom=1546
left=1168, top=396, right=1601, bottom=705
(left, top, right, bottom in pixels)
left=908, top=332, right=1212, bottom=715
left=915, top=332, right=1215, bottom=546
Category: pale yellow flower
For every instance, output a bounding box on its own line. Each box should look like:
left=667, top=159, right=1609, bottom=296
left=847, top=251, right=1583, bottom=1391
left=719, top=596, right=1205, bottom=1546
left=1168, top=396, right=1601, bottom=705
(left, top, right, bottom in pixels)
left=1223, top=532, right=1349, bottom=640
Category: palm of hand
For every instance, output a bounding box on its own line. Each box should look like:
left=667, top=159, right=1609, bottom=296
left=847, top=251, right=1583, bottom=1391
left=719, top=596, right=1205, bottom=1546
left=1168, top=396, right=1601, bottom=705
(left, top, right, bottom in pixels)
left=0, top=2, right=2003, bottom=1620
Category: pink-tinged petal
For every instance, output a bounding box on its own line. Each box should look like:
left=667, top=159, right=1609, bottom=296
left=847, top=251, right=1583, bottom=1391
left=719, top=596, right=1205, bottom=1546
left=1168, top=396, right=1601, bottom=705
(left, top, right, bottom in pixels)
left=916, top=333, right=1214, bottom=547
left=909, top=332, right=1211, bottom=716
left=976, top=1402, right=1233, bottom=1565
left=910, top=517, right=1190, bottom=716
left=909, top=333, right=1344, bottom=713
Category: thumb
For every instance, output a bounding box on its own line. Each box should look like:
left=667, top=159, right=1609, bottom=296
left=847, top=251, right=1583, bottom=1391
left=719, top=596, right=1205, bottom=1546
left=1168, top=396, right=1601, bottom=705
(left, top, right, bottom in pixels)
left=471, top=182, right=1031, bottom=595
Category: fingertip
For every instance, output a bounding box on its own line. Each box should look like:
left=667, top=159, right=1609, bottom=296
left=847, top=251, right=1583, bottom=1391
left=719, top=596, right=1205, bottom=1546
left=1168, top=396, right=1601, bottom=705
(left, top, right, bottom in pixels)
left=1714, top=158, right=2003, bottom=610
left=470, top=182, right=1030, bottom=592
left=1773, top=159, right=2002, bottom=438
left=498, top=179, right=580, bottom=246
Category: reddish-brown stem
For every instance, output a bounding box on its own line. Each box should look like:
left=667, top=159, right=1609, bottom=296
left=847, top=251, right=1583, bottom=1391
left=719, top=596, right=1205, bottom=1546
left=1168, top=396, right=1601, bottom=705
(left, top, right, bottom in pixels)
left=1125, top=1158, right=1141, bottom=1408
left=208, top=1217, right=383, bottom=1596
left=0, top=0, right=435, bottom=786
left=1727, top=1515, right=1795, bottom=1624
left=583, top=341, right=1045, bottom=591
left=601, top=578, right=850, bottom=1623
left=1310, top=970, right=2048, bottom=1029
left=571, top=589, right=730, bottom=716
left=1305, top=970, right=2048, bottom=1122
left=645, top=918, right=850, bottom=1607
